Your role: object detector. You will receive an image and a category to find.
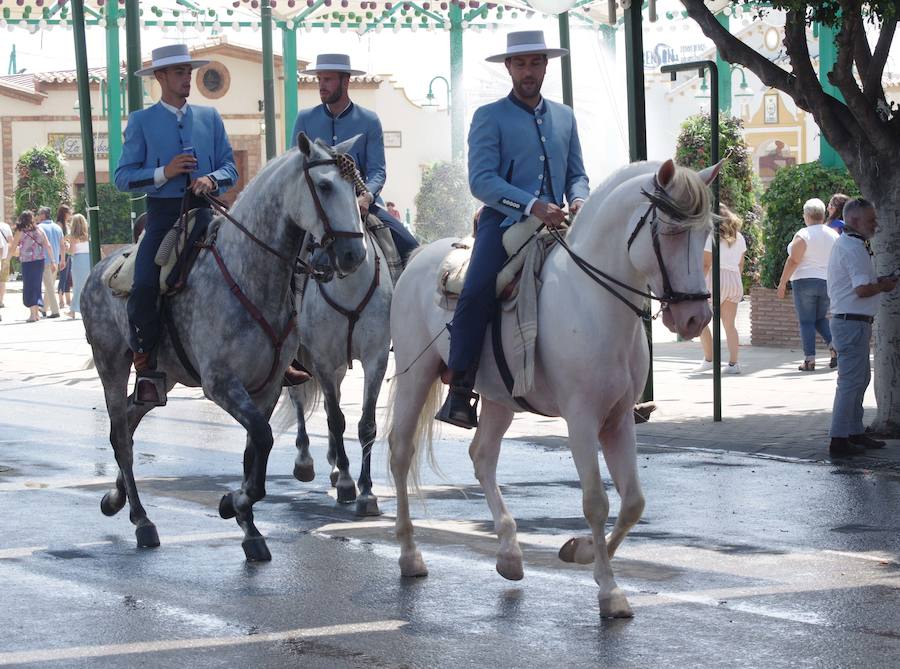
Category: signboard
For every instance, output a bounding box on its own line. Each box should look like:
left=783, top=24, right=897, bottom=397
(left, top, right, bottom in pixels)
left=384, top=131, right=402, bottom=148
left=48, top=133, right=109, bottom=159
left=644, top=43, right=709, bottom=70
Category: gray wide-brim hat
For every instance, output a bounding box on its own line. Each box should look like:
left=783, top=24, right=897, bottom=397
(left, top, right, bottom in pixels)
left=134, top=44, right=210, bottom=77
left=300, top=53, right=365, bottom=76
left=486, top=30, right=568, bottom=63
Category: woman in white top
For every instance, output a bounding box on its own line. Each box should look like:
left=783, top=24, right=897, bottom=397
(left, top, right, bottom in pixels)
left=776, top=198, right=839, bottom=371
left=696, top=205, right=747, bottom=374
left=66, top=214, right=91, bottom=319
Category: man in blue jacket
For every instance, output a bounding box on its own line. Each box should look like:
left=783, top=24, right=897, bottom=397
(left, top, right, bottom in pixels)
left=436, top=31, right=590, bottom=429
left=291, top=54, right=418, bottom=264
left=115, top=44, right=238, bottom=405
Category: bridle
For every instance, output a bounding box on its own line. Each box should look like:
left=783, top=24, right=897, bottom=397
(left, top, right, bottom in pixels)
left=545, top=174, right=710, bottom=320
left=302, top=153, right=365, bottom=263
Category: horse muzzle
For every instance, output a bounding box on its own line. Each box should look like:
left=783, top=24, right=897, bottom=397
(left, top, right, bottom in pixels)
left=662, top=300, right=711, bottom=340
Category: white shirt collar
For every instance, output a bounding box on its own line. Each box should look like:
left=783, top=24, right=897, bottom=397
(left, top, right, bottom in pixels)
left=160, top=100, right=189, bottom=118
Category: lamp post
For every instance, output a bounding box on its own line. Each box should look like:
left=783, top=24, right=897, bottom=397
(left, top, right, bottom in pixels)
left=424, top=75, right=450, bottom=114
left=661, top=60, right=722, bottom=422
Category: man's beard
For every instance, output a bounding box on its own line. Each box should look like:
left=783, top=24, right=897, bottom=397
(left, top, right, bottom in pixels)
left=321, top=89, right=342, bottom=105
left=513, top=78, right=542, bottom=99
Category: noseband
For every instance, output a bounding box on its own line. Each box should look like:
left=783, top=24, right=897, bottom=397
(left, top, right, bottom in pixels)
left=546, top=175, right=710, bottom=320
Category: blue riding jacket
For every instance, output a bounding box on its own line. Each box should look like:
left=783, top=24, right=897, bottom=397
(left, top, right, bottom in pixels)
left=114, top=102, right=238, bottom=199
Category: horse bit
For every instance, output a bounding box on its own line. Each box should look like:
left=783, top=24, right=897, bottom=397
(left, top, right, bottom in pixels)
left=545, top=175, right=710, bottom=320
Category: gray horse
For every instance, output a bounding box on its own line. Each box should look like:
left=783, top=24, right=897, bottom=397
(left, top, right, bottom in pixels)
left=287, top=229, right=392, bottom=517
left=80, top=135, right=367, bottom=561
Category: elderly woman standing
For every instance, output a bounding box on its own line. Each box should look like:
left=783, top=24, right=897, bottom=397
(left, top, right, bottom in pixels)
left=12, top=210, right=56, bottom=322
left=777, top=198, right=839, bottom=371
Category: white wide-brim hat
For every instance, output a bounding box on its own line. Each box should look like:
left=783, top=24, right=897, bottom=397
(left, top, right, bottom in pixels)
left=300, top=53, right=366, bottom=76
left=134, top=44, right=210, bottom=77
left=486, top=30, right=568, bottom=63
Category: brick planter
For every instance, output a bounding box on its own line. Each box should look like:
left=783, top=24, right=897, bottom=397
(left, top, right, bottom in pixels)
left=750, top=285, right=830, bottom=349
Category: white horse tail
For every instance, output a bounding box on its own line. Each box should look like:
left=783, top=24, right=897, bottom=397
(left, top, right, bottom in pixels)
left=271, top=377, right=321, bottom=434
left=384, top=373, right=444, bottom=495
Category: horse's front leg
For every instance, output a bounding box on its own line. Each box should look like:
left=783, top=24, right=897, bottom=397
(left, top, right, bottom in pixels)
left=469, top=399, right=520, bottom=580
left=288, top=384, right=315, bottom=482
left=321, top=374, right=357, bottom=504
left=566, top=413, right=633, bottom=618
left=355, top=354, right=389, bottom=516
left=206, top=374, right=277, bottom=562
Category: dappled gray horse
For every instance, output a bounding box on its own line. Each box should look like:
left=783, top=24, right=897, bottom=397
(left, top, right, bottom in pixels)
left=80, top=135, right=366, bottom=561
left=286, top=229, right=392, bottom=516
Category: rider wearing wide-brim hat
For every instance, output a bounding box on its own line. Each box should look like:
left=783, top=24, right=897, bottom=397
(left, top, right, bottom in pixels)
left=436, top=30, right=590, bottom=429
left=290, top=53, right=419, bottom=266
left=115, top=43, right=238, bottom=406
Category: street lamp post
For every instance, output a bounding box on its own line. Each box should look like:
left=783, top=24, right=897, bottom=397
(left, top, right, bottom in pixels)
left=425, top=75, right=450, bottom=114
left=661, top=60, right=722, bottom=422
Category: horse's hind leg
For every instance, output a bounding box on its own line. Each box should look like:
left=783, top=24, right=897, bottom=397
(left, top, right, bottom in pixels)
left=95, top=350, right=160, bottom=548
left=355, top=354, right=388, bottom=517
left=567, top=413, right=633, bottom=618
left=469, top=399, right=520, bottom=580
left=207, top=377, right=278, bottom=561
left=289, top=385, right=315, bottom=482
left=320, top=372, right=356, bottom=504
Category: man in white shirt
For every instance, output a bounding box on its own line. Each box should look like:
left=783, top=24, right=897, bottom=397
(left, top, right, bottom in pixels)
left=826, top=199, right=898, bottom=457
left=0, top=219, right=10, bottom=313
left=36, top=206, right=63, bottom=317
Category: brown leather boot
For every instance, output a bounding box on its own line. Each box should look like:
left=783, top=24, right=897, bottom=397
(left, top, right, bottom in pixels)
left=283, top=362, right=312, bottom=387
left=133, top=351, right=167, bottom=406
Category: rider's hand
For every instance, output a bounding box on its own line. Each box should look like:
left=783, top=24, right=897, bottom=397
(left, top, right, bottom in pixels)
left=569, top=199, right=584, bottom=218
left=531, top=201, right=567, bottom=229
left=190, top=176, right=216, bottom=195
left=163, top=153, right=198, bottom=180
left=877, top=274, right=899, bottom=292
left=357, top=192, right=373, bottom=219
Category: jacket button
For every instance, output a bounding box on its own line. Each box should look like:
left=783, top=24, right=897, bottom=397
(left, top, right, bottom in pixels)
left=539, top=155, right=545, bottom=161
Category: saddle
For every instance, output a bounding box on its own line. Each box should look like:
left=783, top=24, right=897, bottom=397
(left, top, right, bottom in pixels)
left=102, top=209, right=209, bottom=297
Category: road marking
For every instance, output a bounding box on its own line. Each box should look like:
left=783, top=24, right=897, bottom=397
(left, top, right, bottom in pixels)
left=0, top=620, right=407, bottom=666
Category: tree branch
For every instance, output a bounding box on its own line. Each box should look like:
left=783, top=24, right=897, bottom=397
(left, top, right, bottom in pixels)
left=864, top=14, right=896, bottom=98
left=848, top=7, right=873, bottom=82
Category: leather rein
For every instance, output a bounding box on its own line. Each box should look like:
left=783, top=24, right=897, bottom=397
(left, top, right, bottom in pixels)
left=544, top=175, right=710, bottom=320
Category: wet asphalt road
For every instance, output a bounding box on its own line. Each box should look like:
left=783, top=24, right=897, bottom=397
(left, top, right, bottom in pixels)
left=1, top=367, right=899, bottom=668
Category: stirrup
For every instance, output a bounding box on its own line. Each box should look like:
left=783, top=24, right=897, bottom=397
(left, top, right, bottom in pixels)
left=134, top=370, right=167, bottom=407
left=435, top=389, right=480, bottom=430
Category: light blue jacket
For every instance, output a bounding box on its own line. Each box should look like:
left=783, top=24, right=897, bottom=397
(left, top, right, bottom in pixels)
left=291, top=102, right=386, bottom=199
left=114, top=102, right=238, bottom=199
left=468, top=93, right=589, bottom=227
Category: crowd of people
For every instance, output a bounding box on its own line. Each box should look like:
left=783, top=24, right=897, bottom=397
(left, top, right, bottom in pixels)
left=0, top=203, right=91, bottom=323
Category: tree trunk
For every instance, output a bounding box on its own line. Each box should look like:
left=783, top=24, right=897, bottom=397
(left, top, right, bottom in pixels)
left=871, top=187, right=900, bottom=435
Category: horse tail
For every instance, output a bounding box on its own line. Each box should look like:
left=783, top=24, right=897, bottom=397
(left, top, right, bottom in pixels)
left=82, top=356, right=95, bottom=370
left=384, top=373, right=444, bottom=496
left=271, top=377, right=321, bottom=434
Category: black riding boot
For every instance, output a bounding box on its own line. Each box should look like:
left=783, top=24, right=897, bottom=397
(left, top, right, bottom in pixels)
left=435, top=367, right=479, bottom=429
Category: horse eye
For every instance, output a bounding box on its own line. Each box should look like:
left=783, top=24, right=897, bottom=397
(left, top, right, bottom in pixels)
left=317, top=180, right=332, bottom=194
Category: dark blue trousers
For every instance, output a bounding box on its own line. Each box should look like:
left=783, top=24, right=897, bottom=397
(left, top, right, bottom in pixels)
left=127, top=195, right=210, bottom=355
left=371, top=204, right=418, bottom=262
left=447, top=211, right=508, bottom=372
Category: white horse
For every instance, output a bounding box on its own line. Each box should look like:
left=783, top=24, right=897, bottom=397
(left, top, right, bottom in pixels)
left=386, top=159, right=717, bottom=617
left=287, top=229, right=392, bottom=517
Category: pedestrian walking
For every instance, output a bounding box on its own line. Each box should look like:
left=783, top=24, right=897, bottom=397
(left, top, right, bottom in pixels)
left=826, top=193, right=849, bottom=234
left=66, top=214, right=91, bottom=319
left=826, top=199, right=898, bottom=457
left=36, top=206, right=63, bottom=318
left=0, top=217, right=12, bottom=310
left=12, top=210, right=55, bottom=322
left=55, top=204, right=73, bottom=309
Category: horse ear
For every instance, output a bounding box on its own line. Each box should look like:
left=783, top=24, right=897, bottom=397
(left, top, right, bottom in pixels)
left=657, top=159, right=676, bottom=187
left=333, top=134, right=363, bottom=155
left=698, top=159, right=726, bottom=186
left=297, top=132, right=312, bottom=156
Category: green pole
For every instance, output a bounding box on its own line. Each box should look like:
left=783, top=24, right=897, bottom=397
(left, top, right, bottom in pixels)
left=449, top=4, right=464, bottom=163
left=261, top=0, right=277, bottom=161
left=71, top=0, right=100, bottom=267
left=125, top=0, right=145, bottom=228
left=715, top=13, right=731, bottom=115
left=558, top=12, right=573, bottom=108
left=105, top=2, right=122, bottom=182
left=282, top=25, right=299, bottom=151
left=818, top=22, right=845, bottom=168
left=624, top=0, right=651, bottom=401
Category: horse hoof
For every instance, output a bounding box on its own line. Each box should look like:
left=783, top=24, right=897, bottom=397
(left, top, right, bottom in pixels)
left=558, top=537, right=595, bottom=564
left=336, top=482, right=358, bottom=504
left=355, top=495, right=381, bottom=517
left=218, top=493, right=236, bottom=520
left=135, top=523, right=160, bottom=548
left=293, top=462, right=315, bottom=483
left=100, top=490, right=125, bottom=517
left=496, top=554, right=524, bottom=581
left=399, top=552, right=428, bottom=578
left=329, top=470, right=339, bottom=487
left=598, top=587, right=634, bottom=618
left=242, top=537, right=272, bottom=562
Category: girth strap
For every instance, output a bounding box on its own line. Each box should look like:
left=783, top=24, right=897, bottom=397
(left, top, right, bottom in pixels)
left=317, top=249, right=381, bottom=369
left=208, top=243, right=296, bottom=395
left=161, top=298, right=202, bottom=384
left=490, top=307, right=553, bottom=417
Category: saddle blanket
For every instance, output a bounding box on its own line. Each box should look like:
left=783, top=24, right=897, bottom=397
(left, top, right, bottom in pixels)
left=102, top=209, right=204, bottom=297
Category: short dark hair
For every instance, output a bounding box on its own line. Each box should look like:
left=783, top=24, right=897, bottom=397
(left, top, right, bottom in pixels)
left=386, top=201, right=396, bottom=208
left=843, top=198, right=874, bottom=227
left=16, top=210, right=34, bottom=231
